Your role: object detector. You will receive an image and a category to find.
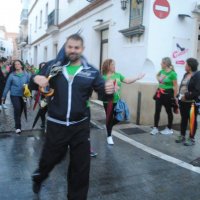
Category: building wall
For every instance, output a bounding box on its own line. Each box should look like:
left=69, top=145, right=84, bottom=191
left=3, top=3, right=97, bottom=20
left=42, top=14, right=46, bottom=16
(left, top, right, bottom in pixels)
left=144, top=0, right=199, bottom=84
left=59, top=0, right=91, bottom=23
left=25, top=0, right=200, bottom=124
left=0, top=26, right=17, bottom=59
left=6, top=33, right=19, bottom=60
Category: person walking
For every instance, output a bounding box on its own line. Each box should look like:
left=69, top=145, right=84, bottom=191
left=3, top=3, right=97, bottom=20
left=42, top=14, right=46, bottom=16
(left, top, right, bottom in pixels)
left=31, top=34, right=114, bottom=199
left=102, top=58, right=145, bottom=145
left=151, top=57, right=178, bottom=135
left=0, top=58, right=9, bottom=110
left=176, top=58, right=200, bottom=146
left=2, top=60, right=30, bottom=134
left=38, top=62, right=47, bottom=129
left=0, top=58, right=6, bottom=111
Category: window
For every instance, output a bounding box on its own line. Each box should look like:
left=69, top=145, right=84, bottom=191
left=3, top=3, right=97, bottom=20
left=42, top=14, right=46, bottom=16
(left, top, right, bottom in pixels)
left=29, top=24, right=32, bottom=43
left=44, top=47, right=48, bottom=61
left=130, top=0, right=144, bottom=27
left=100, top=29, right=108, bottom=69
left=119, top=0, right=144, bottom=38
left=45, top=3, right=48, bottom=24
left=53, top=43, right=58, bottom=57
left=35, top=16, right=38, bottom=32
left=40, top=10, right=42, bottom=28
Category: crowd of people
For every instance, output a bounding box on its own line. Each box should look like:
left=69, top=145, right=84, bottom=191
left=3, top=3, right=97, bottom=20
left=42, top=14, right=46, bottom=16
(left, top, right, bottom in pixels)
left=150, top=57, right=200, bottom=146
left=0, top=34, right=200, bottom=199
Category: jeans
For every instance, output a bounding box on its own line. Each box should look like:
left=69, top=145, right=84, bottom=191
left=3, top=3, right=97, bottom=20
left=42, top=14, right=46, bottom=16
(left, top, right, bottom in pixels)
left=10, top=96, right=24, bottom=129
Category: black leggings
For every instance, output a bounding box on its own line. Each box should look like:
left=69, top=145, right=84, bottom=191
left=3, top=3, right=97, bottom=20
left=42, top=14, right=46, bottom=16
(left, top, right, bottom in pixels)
left=0, top=84, right=5, bottom=105
left=179, top=101, right=198, bottom=138
left=103, top=102, right=119, bottom=137
left=154, top=90, right=174, bottom=129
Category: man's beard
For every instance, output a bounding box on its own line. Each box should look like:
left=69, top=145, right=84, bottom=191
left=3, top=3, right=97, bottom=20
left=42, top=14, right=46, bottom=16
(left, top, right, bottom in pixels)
left=68, top=53, right=81, bottom=63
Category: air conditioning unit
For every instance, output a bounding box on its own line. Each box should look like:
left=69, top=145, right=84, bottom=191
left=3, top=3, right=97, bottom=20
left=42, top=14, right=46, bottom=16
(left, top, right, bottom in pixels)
left=193, top=1, right=200, bottom=13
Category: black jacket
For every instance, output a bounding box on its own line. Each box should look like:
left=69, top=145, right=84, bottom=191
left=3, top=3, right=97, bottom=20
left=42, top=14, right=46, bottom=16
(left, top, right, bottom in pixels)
left=0, top=68, right=6, bottom=91
left=47, top=60, right=105, bottom=126
left=185, top=71, right=200, bottom=102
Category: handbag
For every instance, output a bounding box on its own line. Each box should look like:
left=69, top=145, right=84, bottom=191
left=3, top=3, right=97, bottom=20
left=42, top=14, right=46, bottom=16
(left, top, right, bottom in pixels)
left=114, top=99, right=130, bottom=121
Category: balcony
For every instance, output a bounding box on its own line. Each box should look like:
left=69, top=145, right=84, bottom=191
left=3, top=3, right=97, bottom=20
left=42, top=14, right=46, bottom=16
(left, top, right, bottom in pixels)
left=46, top=10, right=59, bottom=35
left=0, top=47, right=6, bottom=52
left=18, top=36, right=28, bottom=47
left=20, top=9, right=28, bottom=25
left=119, top=25, right=145, bottom=38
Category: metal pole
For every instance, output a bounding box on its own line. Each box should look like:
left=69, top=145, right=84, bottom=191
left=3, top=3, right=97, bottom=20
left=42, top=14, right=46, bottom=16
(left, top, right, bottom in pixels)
left=136, top=91, right=141, bottom=125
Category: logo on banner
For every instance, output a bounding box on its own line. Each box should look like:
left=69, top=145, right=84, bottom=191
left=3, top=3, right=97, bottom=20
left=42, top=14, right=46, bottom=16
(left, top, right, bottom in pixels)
left=172, top=43, right=189, bottom=65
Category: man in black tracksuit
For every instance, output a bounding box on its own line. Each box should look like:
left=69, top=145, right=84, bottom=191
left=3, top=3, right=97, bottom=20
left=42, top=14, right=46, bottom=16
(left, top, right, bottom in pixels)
left=32, top=34, right=114, bottom=199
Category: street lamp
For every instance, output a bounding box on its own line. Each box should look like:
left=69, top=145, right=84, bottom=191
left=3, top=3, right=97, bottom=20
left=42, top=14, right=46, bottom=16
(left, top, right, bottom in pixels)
left=121, top=0, right=128, bottom=10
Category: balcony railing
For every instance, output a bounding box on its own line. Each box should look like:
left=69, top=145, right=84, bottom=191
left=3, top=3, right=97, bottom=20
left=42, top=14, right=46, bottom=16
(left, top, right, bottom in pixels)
left=48, top=10, right=57, bottom=27
left=17, top=36, right=28, bottom=47
left=20, top=9, right=28, bottom=25
left=46, top=10, right=59, bottom=34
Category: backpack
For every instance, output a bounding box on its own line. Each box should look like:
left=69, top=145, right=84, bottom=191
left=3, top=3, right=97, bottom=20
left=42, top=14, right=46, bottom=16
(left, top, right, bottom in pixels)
left=114, top=99, right=130, bottom=121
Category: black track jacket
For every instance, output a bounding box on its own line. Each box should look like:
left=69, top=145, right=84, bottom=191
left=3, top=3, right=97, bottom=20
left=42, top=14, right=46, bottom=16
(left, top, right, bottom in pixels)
left=46, top=58, right=105, bottom=126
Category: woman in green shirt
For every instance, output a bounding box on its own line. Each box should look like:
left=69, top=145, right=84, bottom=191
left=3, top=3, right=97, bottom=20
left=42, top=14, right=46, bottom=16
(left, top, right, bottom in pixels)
left=151, top=57, right=178, bottom=135
left=102, top=59, right=145, bottom=145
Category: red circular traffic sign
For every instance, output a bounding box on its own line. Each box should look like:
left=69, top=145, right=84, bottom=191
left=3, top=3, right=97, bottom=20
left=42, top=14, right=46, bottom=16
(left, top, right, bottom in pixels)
left=153, top=0, right=170, bottom=19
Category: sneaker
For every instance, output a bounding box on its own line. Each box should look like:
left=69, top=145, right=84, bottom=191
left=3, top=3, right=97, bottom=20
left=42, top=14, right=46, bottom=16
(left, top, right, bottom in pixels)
left=150, top=127, right=159, bottom=135
left=184, top=138, right=195, bottom=146
left=32, top=181, right=41, bottom=194
left=32, top=171, right=42, bottom=194
left=15, top=129, right=21, bottom=135
left=175, top=135, right=185, bottom=143
left=107, top=136, right=114, bottom=145
left=160, top=127, right=173, bottom=135
left=90, top=151, right=98, bottom=157
left=40, top=123, right=45, bottom=129
left=2, top=104, right=8, bottom=109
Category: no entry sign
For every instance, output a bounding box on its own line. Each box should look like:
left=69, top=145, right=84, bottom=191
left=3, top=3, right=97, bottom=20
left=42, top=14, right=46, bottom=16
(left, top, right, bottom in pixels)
left=153, top=0, right=170, bottom=19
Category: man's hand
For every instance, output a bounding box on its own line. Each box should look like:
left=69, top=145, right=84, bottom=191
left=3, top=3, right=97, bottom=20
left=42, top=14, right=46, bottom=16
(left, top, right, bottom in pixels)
left=136, top=73, right=145, bottom=80
left=105, top=80, right=115, bottom=94
left=34, top=75, right=49, bottom=88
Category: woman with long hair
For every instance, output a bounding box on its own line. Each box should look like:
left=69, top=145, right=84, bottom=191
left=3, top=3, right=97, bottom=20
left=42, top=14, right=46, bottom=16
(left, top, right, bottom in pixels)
left=151, top=57, right=178, bottom=135
left=2, top=60, right=30, bottom=134
left=176, top=58, right=199, bottom=146
left=102, top=59, right=145, bottom=145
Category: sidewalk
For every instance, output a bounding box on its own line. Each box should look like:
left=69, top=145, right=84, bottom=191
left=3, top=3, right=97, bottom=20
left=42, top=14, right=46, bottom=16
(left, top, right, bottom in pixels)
left=90, top=100, right=200, bottom=166
left=1, top=97, right=200, bottom=166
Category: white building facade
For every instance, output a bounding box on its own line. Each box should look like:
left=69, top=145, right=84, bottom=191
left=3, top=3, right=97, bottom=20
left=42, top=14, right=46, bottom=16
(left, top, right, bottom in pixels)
left=21, top=0, right=200, bottom=125
left=0, top=27, right=14, bottom=59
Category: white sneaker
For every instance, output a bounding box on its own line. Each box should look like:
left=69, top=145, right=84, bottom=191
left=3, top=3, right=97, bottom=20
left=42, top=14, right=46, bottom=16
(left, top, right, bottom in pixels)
left=160, top=127, right=173, bottom=135
left=150, top=127, right=159, bottom=135
left=15, top=129, right=21, bottom=135
left=2, top=104, right=8, bottom=109
left=107, top=136, right=114, bottom=145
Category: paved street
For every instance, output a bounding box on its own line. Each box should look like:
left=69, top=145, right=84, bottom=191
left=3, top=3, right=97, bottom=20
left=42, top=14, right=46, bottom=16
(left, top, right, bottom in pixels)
left=0, top=98, right=200, bottom=200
